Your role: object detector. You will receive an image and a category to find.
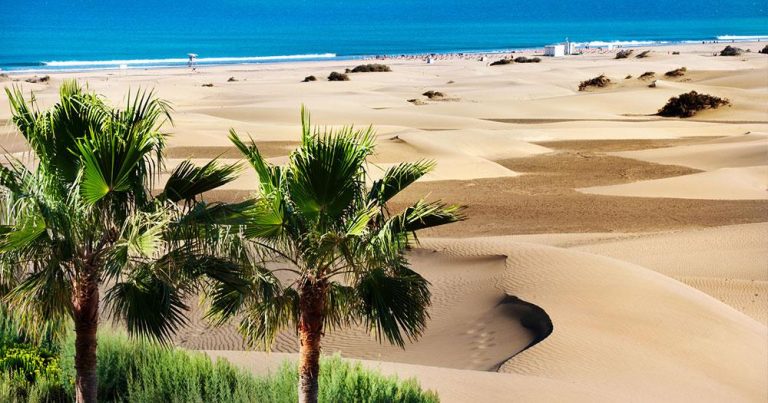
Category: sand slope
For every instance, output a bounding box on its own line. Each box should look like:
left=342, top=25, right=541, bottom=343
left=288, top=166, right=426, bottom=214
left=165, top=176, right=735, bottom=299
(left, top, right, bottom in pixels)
left=578, top=165, right=767, bottom=200
left=423, top=237, right=768, bottom=403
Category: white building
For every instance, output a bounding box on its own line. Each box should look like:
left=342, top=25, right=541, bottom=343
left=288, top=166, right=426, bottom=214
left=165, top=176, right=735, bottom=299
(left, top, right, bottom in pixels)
left=544, top=44, right=565, bottom=57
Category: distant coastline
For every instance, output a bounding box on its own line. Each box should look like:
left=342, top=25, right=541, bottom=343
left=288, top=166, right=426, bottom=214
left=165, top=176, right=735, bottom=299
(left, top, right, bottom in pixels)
left=2, top=34, right=766, bottom=74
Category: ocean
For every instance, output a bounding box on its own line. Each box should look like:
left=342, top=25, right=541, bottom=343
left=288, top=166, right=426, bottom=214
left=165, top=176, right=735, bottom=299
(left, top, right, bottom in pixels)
left=1, top=0, right=766, bottom=72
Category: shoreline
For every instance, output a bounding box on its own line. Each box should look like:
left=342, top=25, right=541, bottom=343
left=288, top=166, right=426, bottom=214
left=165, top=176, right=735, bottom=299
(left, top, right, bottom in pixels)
left=3, top=35, right=766, bottom=75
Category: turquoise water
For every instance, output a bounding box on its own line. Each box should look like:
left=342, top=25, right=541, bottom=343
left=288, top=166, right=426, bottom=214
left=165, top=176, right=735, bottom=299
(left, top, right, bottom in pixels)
left=1, top=0, right=766, bottom=71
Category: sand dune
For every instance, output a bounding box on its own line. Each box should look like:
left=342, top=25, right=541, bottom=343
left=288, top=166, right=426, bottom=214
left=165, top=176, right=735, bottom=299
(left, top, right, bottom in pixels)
left=2, top=41, right=767, bottom=402
left=423, top=237, right=768, bottom=403
left=612, top=133, right=768, bottom=170
left=579, top=165, right=768, bottom=200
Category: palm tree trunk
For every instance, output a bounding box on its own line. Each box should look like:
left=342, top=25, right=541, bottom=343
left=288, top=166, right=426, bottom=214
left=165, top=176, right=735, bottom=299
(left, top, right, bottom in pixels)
left=72, top=277, right=100, bottom=403
left=298, top=280, right=326, bottom=403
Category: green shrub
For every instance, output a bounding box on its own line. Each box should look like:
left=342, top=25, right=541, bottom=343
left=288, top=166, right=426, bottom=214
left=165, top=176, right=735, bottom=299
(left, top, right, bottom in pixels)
left=328, top=71, right=350, bottom=81
left=664, top=67, right=687, bottom=77
left=657, top=91, right=730, bottom=117
left=578, top=74, right=611, bottom=91
left=346, top=64, right=391, bottom=73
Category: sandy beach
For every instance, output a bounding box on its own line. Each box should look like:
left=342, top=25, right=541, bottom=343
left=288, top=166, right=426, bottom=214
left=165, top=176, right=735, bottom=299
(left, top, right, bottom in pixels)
left=2, top=41, right=767, bottom=402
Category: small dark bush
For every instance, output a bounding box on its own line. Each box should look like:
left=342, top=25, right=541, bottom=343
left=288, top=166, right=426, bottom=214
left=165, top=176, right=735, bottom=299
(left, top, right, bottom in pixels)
left=347, top=64, right=391, bottom=73
left=615, top=49, right=634, bottom=59
left=636, top=50, right=651, bottom=58
left=625, top=74, right=633, bottom=79
left=639, top=71, right=655, bottom=80
left=327, top=72, right=349, bottom=81
left=514, top=56, right=541, bottom=63
left=657, top=91, right=730, bottom=117
left=302, top=75, right=317, bottom=82
left=720, top=45, right=744, bottom=56
left=490, top=58, right=513, bottom=66
left=407, top=98, right=426, bottom=105
left=201, top=83, right=214, bottom=87
left=578, top=74, right=611, bottom=91
left=759, top=45, right=768, bottom=54
left=664, top=67, right=687, bottom=77
left=24, top=75, right=50, bottom=83
left=672, top=51, right=680, bottom=55
left=227, top=77, right=238, bottom=82
left=422, top=90, right=445, bottom=99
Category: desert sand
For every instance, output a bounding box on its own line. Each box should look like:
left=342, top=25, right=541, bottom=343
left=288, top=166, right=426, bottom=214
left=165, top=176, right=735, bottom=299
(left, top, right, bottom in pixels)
left=2, top=41, right=767, bottom=402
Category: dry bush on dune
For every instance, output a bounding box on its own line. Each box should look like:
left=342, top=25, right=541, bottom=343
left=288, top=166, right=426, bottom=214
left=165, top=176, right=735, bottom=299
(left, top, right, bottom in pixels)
left=664, top=67, right=687, bottom=77
left=657, top=91, right=730, bottom=117
left=514, top=56, right=541, bottom=63
left=327, top=71, right=350, bottom=81
left=639, top=71, right=655, bottom=80
left=625, top=74, right=633, bottom=79
left=227, top=77, right=238, bottom=82
left=422, top=90, right=445, bottom=99
left=720, top=45, right=744, bottom=56
left=346, top=63, right=392, bottom=73
left=490, top=58, right=513, bottom=66
left=636, top=50, right=651, bottom=58
left=615, top=49, right=634, bottom=59
left=578, top=74, right=611, bottom=91
left=760, top=45, right=768, bottom=54
left=201, top=83, right=214, bottom=87
left=302, top=75, right=317, bottom=82
left=24, top=75, right=50, bottom=83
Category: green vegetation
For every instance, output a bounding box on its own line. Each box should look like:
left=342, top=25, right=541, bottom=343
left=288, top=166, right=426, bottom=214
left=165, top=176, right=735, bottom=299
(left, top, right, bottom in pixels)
left=0, top=81, right=247, bottom=402
left=615, top=49, right=633, bottom=59
left=1, top=82, right=453, bottom=403
left=0, top=319, right=439, bottom=402
left=346, top=64, right=392, bottom=73
left=657, top=91, right=730, bottom=118
left=327, top=71, right=350, bottom=81
left=664, top=67, right=687, bottom=77
left=218, top=110, right=462, bottom=402
left=578, top=74, right=611, bottom=91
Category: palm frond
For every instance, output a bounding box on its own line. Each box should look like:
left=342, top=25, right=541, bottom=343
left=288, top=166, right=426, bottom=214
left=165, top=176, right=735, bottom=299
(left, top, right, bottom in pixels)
left=228, top=129, right=281, bottom=196
left=288, top=123, right=375, bottom=222
left=105, top=270, right=188, bottom=342
left=354, top=264, right=431, bottom=347
left=368, top=160, right=435, bottom=205
left=161, top=159, right=241, bottom=203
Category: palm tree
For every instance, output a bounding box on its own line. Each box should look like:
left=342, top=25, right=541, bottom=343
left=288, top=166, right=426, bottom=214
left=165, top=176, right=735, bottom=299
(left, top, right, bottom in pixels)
left=209, top=109, right=464, bottom=403
left=0, top=81, right=245, bottom=403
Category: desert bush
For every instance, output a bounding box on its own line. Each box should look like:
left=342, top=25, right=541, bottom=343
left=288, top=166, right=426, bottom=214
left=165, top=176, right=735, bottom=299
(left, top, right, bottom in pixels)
left=302, top=75, right=317, bottom=82
left=490, top=58, right=513, bottom=66
left=625, top=74, right=633, bottom=79
left=514, top=56, right=541, bottom=63
left=422, top=90, right=445, bottom=99
left=227, top=77, right=238, bottom=82
left=672, top=51, right=680, bottom=55
left=657, top=91, right=730, bottom=117
left=636, top=50, right=651, bottom=58
left=578, top=74, right=611, bottom=91
left=639, top=71, right=655, bottom=80
left=664, top=67, right=687, bottom=77
left=24, top=76, right=49, bottom=83
left=202, top=83, right=214, bottom=87
left=328, top=71, right=350, bottom=81
left=615, top=49, right=634, bottom=59
left=720, top=45, right=743, bottom=56
left=760, top=45, right=768, bottom=54
left=347, top=63, right=391, bottom=73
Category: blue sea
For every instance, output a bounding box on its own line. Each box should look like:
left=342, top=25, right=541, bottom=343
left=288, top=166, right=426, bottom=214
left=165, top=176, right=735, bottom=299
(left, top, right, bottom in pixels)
left=1, top=0, right=766, bottom=72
